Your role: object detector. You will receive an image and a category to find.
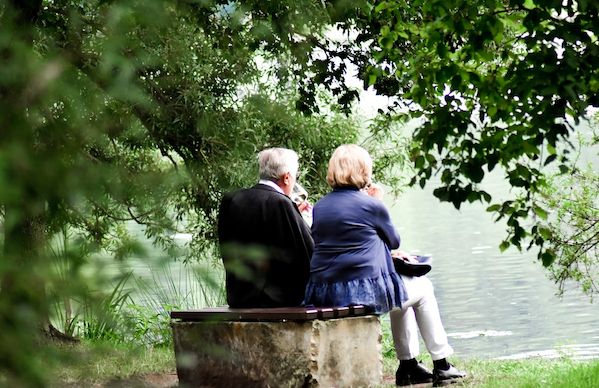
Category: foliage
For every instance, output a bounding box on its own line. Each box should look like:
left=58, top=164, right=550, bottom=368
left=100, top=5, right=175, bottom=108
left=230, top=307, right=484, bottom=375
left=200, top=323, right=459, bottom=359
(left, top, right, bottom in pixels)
left=302, top=0, right=599, bottom=289
left=1, top=0, right=363, bottom=383
left=363, top=113, right=415, bottom=194
left=45, top=221, right=227, bottom=346
left=80, top=273, right=132, bottom=342
left=4, top=0, right=596, bottom=383
left=539, top=131, right=599, bottom=297
left=380, top=318, right=396, bottom=360
left=123, top=262, right=226, bottom=347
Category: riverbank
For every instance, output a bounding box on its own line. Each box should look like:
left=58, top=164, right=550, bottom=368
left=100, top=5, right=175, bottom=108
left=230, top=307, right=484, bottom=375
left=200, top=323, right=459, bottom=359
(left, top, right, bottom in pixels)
left=43, top=340, right=599, bottom=387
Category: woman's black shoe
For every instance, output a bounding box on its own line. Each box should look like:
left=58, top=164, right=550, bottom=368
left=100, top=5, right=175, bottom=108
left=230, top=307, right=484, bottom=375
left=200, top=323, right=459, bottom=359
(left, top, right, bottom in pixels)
left=396, top=362, right=434, bottom=386
left=432, top=364, right=466, bottom=386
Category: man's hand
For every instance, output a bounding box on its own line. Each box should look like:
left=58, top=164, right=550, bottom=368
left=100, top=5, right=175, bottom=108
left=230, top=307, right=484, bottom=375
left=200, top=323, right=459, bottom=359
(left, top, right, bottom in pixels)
left=297, top=200, right=312, bottom=213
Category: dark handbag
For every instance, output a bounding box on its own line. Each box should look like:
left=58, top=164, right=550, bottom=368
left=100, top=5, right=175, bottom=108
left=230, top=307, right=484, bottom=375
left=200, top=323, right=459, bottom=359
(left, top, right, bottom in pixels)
left=393, top=255, right=432, bottom=277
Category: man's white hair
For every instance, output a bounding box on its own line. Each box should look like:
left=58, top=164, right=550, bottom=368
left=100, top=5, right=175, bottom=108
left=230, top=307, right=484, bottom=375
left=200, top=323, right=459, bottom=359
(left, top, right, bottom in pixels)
left=258, top=148, right=299, bottom=181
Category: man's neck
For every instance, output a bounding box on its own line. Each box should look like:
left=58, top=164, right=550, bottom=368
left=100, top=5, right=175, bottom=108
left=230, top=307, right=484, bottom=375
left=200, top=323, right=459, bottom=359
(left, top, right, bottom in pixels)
left=258, top=179, right=284, bottom=194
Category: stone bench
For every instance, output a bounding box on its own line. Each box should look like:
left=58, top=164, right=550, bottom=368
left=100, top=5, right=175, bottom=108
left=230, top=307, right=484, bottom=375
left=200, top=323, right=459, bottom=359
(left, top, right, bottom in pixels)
left=170, top=306, right=382, bottom=387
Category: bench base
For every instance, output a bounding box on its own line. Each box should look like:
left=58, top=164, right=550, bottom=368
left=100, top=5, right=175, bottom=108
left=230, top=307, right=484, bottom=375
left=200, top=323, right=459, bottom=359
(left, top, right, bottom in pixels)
left=172, top=316, right=382, bottom=387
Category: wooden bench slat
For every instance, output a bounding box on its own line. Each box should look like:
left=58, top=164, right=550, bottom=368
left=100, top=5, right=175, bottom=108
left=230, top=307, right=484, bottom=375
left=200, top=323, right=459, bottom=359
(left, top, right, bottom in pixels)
left=349, top=305, right=366, bottom=315
left=170, top=305, right=369, bottom=322
left=317, top=308, right=334, bottom=319
left=333, top=306, right=350, bottom=318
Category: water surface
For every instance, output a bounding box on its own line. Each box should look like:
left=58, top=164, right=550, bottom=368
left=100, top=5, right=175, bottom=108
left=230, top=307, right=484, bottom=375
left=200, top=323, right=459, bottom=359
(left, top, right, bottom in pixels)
left=387, top=171, right=599, bottom=360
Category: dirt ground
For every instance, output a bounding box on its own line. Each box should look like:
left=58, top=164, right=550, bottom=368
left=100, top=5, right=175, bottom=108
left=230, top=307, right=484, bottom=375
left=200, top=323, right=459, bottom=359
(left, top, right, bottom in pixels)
left=97, top=372, right=398, bottom=387
left=98, top=373, right=179, bottom=387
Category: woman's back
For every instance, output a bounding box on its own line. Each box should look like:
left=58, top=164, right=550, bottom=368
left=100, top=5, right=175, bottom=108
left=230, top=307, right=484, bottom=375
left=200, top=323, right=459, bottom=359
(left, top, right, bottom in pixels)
left=310, top=188, right=400, bottom=282
left=305, top=187, right=405, bottom=313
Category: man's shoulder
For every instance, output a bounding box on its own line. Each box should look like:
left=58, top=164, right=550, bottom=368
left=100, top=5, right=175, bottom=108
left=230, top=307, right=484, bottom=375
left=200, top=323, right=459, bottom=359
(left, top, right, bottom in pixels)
left=223, top=185, right=293, bottom=209
left=226, top=184, right=281, bottom=198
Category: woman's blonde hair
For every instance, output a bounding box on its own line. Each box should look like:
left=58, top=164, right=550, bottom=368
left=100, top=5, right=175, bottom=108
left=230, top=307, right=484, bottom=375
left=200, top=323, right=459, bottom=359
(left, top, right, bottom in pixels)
left=326, top=144, right=372, bottom=189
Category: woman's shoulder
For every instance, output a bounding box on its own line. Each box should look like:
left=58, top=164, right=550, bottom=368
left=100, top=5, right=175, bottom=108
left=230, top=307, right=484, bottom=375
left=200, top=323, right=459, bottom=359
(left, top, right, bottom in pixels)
left=316, top=189, right=384, bottom=209
left=316, top=189, right=362, bottom=206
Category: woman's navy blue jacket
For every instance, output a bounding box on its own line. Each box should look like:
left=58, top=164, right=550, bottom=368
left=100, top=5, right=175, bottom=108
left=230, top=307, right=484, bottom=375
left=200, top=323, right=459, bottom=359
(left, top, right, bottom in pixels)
left=304, top=187, right=407, bottom=314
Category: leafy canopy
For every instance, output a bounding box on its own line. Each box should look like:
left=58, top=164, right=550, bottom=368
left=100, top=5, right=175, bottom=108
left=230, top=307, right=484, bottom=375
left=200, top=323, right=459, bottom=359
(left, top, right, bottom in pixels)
left=306, top=0, right=599, bottom=276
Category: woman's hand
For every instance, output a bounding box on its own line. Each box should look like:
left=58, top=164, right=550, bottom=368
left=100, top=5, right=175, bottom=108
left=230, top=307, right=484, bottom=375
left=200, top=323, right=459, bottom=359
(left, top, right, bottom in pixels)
left=365, top=183, right=384, bottom=200
left=391, top=250, right=418, bottom=263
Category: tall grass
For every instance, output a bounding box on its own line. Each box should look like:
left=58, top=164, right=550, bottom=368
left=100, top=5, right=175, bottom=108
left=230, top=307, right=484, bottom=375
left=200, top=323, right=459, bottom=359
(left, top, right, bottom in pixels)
left=132, top=261, right=225, bottom=311
left=122, top=262, right=225, bottom=347
left=80, top=272, right=133, bottom=342
left=47, top=228, right=225, bottom=347
left=48, top=229, right=79, bottom=337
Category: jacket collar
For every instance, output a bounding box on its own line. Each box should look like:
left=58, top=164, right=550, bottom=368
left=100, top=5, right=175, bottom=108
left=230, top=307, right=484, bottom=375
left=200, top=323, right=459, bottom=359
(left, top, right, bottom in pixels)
left=257, top=179, right=284, bottom=194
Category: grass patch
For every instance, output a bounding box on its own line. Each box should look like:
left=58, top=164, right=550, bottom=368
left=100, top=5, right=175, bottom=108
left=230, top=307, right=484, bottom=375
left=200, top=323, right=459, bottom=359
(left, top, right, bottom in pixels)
left=47, top=340, right=175, bottom=387
left=34, top=327, right=599, bottom=387
left=381, top=354, right=599, bottom=387
left=44, top=340, right=599, bottom=387
left=380, top=318, right=599, bottom=387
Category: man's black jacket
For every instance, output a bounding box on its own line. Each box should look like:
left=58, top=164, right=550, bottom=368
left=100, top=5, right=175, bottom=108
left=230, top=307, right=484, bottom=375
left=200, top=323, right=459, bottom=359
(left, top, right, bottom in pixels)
left=217, top=183, right=314, bottom=307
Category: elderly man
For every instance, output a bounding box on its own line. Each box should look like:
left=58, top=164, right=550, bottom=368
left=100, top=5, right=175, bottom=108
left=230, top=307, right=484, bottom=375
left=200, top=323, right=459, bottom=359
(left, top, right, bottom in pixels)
left=217, top=147, right=314, bottom=308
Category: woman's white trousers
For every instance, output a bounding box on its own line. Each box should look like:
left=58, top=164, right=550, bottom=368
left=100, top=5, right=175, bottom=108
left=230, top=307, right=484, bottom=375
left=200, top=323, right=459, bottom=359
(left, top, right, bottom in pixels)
left=389, top=275, right=454, bottom=361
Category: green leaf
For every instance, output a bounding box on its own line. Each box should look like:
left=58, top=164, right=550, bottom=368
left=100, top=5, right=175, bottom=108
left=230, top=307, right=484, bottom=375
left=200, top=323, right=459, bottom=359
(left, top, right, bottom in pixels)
left=538, top=226, right=552, bottom=239
left=544, top=154, right=557, bottom=166
left=533, top=205, right=548, bottom=220
left=487, top=204, right=501, bottom=212
left=524, top=0, right=537, bottom=9
left=464, top=161, right=484, bottom=183
left=540, top=250, right=555, bottom=267
left=499, top=240, right=510, bottom=252
left=481, top=191, right=492, bottom=203
left=368, top=73, right=377, bottom=86
left=432, top=187, right=448, bottom=201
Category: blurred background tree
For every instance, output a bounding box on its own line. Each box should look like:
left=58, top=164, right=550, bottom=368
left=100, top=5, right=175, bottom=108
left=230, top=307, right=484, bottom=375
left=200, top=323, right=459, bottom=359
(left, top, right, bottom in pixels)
left=0, top=0, right=366, bottom=383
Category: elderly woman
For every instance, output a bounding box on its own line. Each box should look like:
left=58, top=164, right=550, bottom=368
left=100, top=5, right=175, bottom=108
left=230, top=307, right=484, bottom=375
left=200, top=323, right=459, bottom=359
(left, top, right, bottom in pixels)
left=303, top=144, right=466, bottom=386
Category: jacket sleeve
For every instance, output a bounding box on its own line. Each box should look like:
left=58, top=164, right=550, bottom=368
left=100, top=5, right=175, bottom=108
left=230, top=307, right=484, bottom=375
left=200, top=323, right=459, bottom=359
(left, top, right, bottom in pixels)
left=217, top=193, right=232, bottom=247
left=275, top=198, right=314, bottom=261
left=272, top=198, right=314, bottom=301
left=372, top=200, right=401, bottom=250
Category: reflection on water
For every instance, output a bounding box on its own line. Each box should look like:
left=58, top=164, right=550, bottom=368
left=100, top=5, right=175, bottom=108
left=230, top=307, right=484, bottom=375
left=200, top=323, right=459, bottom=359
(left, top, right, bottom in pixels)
left=387, top=170, right=599, bottom=360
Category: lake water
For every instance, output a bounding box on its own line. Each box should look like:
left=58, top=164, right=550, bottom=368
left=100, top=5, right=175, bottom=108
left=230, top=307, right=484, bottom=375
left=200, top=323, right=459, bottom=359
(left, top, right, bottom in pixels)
left=387, top=172, right=599, bottom=360
left=385, top=116, right=599, bottom=360
left=121, top=119, right=598, bottom=360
